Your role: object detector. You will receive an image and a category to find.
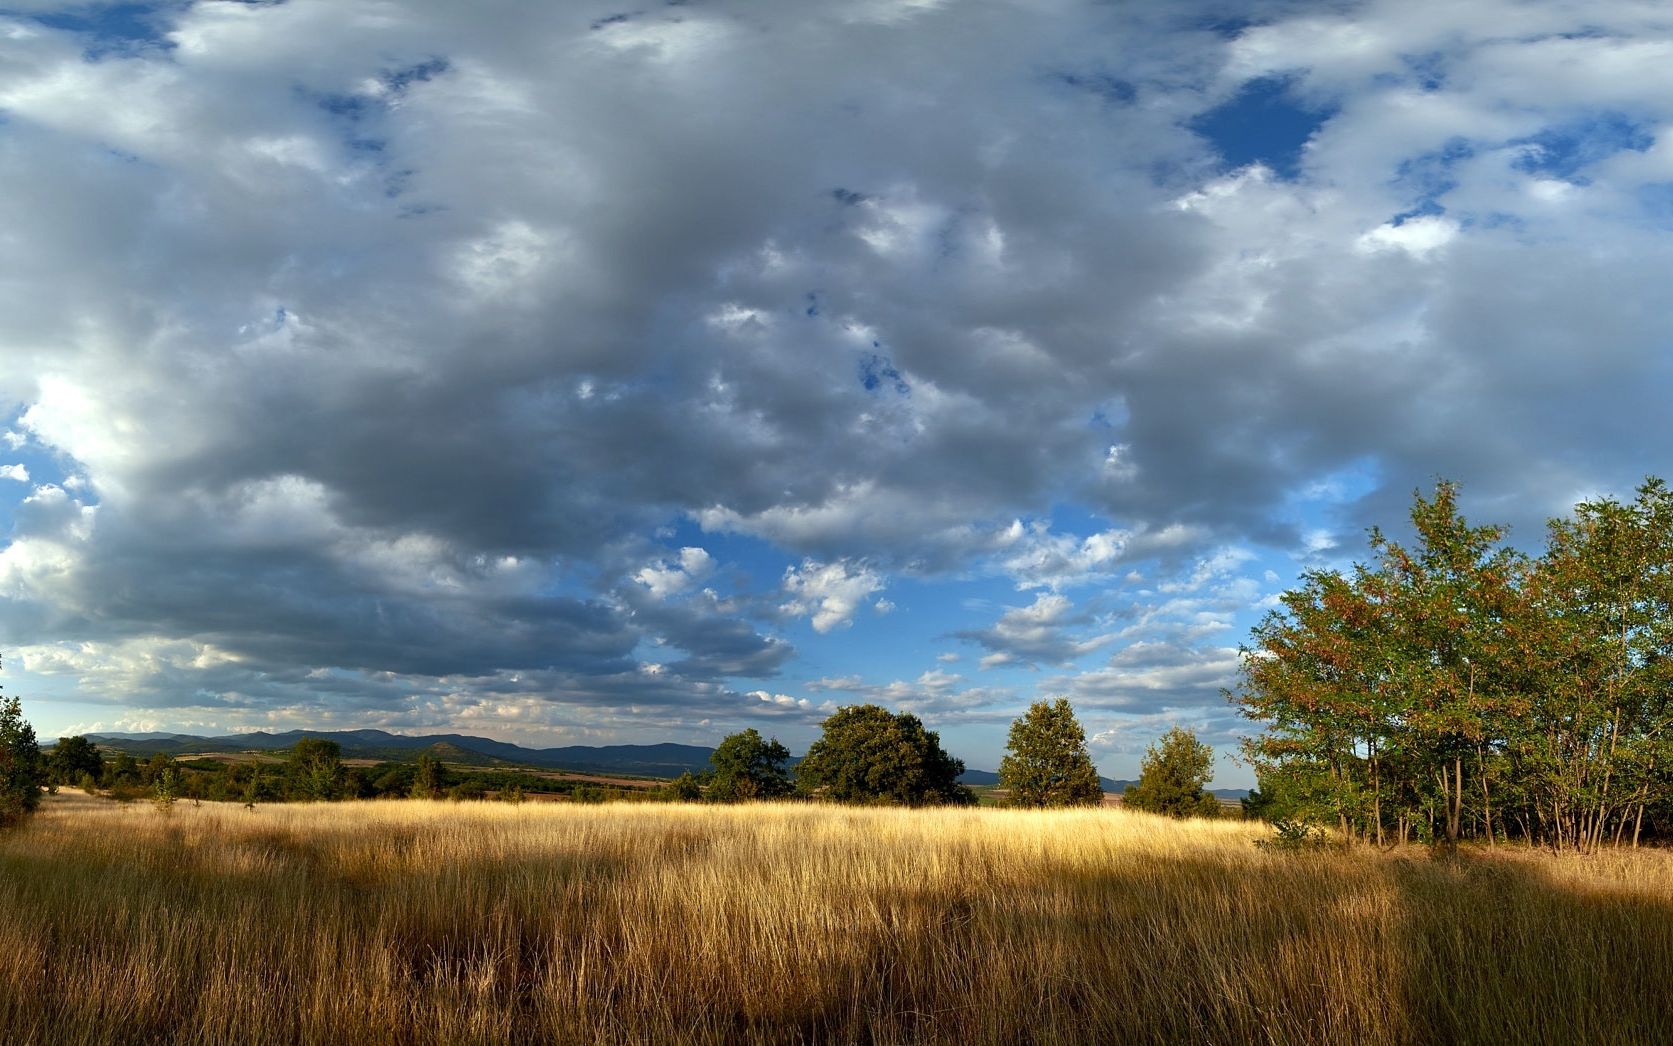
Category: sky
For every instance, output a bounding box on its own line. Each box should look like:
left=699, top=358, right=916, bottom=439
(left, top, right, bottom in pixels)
left=2, top=1, right=1672, bottom=786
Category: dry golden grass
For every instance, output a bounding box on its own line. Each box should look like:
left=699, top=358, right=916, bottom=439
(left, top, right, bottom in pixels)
left=2, top=792, right=1670, bottom=1044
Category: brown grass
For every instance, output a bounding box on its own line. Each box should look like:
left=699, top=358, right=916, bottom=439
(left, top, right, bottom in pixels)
left=1, top=792, right=1670, bottom=1044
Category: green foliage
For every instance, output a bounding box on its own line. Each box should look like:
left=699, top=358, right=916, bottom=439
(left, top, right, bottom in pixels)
left=410, top=753, right=444, bottom=799
left=288, top=738, right=346, bottom=801
left=103, top=752, right=139, bottom=788
left=997, top=699, right=1103, bottom=807
left=667, top=771, right=702, bottom=801
left=707, top=729, right=793, bottom=801
left=1124, top=727, right=1220, bottom=819
left=0, top=694, right=45, bottom=828
left=152, top=766, right=182, bottom=814
left=795, top=704, right=975, bottom=807
left=1256, top=818, right=1328, bottom=852
left=1234, top=477, right=1673, bottom=850
left=49, top=736, right=104, bottom=786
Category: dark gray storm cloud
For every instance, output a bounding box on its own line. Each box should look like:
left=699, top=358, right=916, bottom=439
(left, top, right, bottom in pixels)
left=1, top=0, right=1671, bottom=757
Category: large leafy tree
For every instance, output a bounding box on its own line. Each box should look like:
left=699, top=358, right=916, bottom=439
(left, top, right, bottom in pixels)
left=49, top=735, right=104, bottom=786
left=795, top=704, right=975, bottom=806
left=0, top=694, right=45, bottom=828
left=1235, top=478, right=1673, bottom=851
left=1512, top=480, right=1673, bottom=850
left=1123, top=727, right=1220, bottom=818
left=707, top=728, right=793, bottom=801
left=997, top=699, right=1103, bottom=807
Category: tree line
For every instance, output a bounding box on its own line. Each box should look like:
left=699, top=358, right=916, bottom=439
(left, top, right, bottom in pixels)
left=3, top=684, right=1229, bottom=822
left=694, top=698, right=1224, bottom=815
left=1235, top=478, right=1673, bottom=852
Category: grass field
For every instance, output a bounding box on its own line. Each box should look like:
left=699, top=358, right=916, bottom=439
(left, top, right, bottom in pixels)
left=2, top=793, right=1671, bottom=1044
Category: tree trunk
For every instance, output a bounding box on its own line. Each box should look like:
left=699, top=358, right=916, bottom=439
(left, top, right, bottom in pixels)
left=1479, top=744, right=1493, bottom=847
left=1444, top=755, right=1462, bottom=846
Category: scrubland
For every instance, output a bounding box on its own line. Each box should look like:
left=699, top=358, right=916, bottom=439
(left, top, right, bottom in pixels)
left=2, top=792, right=1670, bottom=1045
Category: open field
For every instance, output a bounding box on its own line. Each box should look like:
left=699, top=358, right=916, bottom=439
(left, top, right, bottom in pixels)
left=2, top=794, right=1671, bottom=1044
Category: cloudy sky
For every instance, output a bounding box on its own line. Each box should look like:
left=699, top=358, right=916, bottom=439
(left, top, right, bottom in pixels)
left=2, top=0, right=1670, bottom=784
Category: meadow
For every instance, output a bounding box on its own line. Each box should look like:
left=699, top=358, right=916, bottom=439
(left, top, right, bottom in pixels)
left=2, top=793, right=1671, bottom=1045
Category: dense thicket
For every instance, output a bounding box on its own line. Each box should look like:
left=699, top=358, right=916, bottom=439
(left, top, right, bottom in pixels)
left=1234, top=479, right=1673, bottom=851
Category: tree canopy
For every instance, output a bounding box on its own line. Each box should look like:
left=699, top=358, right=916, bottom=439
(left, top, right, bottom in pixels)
left=1233, top=478, right=1673, bottom=851
left=49, top=735, right=104, bottom=786
left=0, top=694, right=45, bottom=828
left=795, top=704, right=975, bottom=806
left=997, top=699, right=1103, bottom=807
left=287, top=737, right=346, bottom=801
left=1123, top=727, right=1220, bottom=818
left=707, top=728, right=793, bottom=801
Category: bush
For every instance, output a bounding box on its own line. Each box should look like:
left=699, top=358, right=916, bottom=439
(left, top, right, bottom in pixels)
left=1256, top=818, right=1329, bottom=852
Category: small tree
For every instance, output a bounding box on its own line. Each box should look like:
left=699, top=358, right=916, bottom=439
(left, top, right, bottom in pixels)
left=153, top=766, right=182, bottom=815
left=0, top=694, right=45, bottom=828
left=1124, top=727, right=1221, bottom=818
left=411, top=753, right=444, bottom=799
left=288, top=738, right=345, bottom=801
left=998, top=699, right=1104, bottom=807
left=707, top=729, right=793, bottom=801
left=242, top=766, right=263, bottom=810
left=795, top=704, right=975, bottom=806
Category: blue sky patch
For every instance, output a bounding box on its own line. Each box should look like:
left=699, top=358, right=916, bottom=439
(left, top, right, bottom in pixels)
left=1510, top=112, right=1654, bottom=183
left=1189, top=76, right=1335, bottom=180
left=1392, top=137, right=1473, bottom=213
left=22, top=1, right=177, bottom=59
left=859, top=352, right=909, bottom=396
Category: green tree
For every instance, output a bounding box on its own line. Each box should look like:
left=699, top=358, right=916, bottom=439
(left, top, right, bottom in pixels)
left=288, top=738, right=345, bottom=801
left=707, top=728, right=793, bottom=801
left=667, top=771, right=702, bottom=801
left=152, top=766, right=182, bottom=814
left=49, top=735, right=104, bottom=786
left=1511, top=480, right=1673, bottom=851
left=104, top=751, right=139, bottom=788
left=411, top=753, right=444, bottom=799
left=795, top=704, right=974, bottom=806
left=0, top=694, right=45, bottom=828
left=242, top=766, right=263, bottom=810
left=997, top=699, right=1103, bottom=807
left=1124, top=727, right=1220, bottom=818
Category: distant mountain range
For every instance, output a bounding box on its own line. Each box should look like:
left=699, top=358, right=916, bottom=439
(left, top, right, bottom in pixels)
left=77, top=729, right=1246, bottom=797
left=83, top=729, right=716, bottom=778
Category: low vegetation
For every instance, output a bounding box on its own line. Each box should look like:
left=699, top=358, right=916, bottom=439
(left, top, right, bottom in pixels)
left=4, top=792, right=1672, bottom=1044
